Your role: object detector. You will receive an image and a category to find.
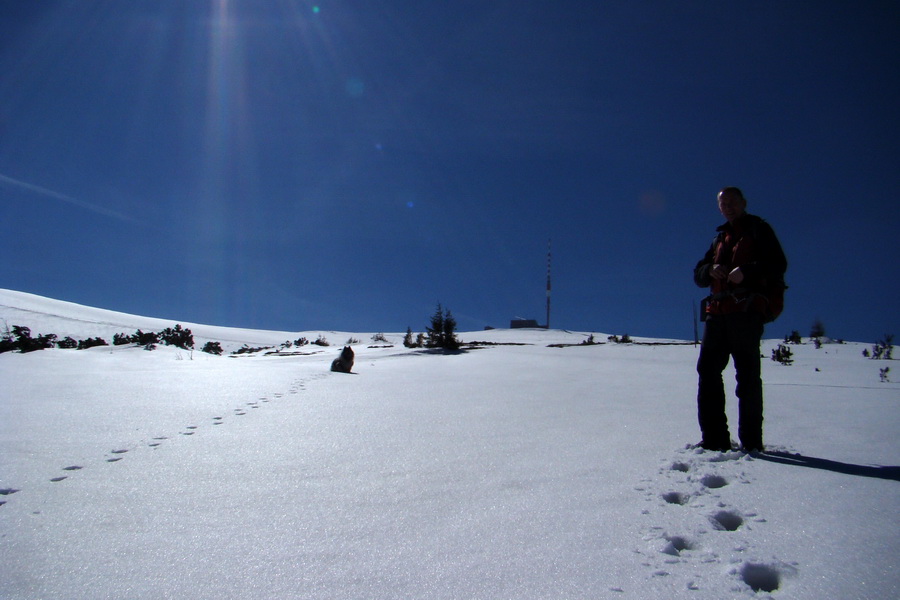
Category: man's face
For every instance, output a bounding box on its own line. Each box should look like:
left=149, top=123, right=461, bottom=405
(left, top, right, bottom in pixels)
left=717, top=190, right=747, bottom=223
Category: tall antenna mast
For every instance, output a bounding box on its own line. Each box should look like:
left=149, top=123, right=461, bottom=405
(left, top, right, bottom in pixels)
left=546, top=239, right=552, bottom=329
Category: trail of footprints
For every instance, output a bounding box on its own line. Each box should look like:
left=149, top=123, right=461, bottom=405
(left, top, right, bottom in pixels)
left=0, top=374, right=324, bottom=505
left=634, top=447, right=799, bottom=595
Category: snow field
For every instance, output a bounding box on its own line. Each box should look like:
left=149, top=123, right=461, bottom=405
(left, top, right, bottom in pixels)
left=1, top=290, right=898, bottom=599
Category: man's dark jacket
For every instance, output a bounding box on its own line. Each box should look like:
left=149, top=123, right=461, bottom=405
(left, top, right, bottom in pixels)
left=694, top=213, right=787, bottom=320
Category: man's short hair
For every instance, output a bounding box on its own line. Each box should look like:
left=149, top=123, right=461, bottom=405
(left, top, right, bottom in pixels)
left=718, top=186, right=745, bottom=200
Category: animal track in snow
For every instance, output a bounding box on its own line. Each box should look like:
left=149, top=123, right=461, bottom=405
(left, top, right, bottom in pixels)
left=17, top=379, right=314, bottom=510
left=1, top=488, right=19, bottom=505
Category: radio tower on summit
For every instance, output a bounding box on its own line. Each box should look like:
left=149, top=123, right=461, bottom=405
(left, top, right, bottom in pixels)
left=545, top=239, right=552, bottom=329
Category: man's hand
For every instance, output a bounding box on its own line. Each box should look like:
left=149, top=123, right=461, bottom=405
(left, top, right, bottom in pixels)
left=710, top=264, right=744, bottom=284
left=710, top=264, right=728, bottom=280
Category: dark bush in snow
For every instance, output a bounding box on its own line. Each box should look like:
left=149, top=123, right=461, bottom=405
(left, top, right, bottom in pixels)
left=159, top=324, right=194, bottom=349
left=771, top=343, right=793, bottom=365
left=57, top=336, right=78, bottom=349
left=8, top=326, right=56, bottom=353
left=77, top=337, right=108, bottom=350
left=133, top=330, right=158, bottom=347
left=202, top=341, right=223, bottom=355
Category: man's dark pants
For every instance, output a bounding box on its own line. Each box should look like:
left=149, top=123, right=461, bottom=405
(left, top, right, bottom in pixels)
left=696, top=312, right=765, bottom=450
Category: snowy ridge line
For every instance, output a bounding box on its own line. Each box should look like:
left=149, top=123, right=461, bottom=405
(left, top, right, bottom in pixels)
left=0, top=289, right=398, bottom=350
left=0, top=288, right=621, bottom=350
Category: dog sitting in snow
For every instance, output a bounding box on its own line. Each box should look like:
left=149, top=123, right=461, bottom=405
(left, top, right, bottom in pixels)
left=330, top=346, right=355, bottom=373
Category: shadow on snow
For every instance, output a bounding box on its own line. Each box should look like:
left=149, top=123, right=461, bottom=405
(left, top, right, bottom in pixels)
left=757, top=451, right=900, bottom=482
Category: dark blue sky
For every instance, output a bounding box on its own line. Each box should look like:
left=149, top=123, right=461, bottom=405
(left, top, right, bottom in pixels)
left=2, top=1, right=898, bottom=342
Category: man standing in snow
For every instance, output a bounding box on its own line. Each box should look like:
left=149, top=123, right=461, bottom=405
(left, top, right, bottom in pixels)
left=693, top=187, right=787, bottom=452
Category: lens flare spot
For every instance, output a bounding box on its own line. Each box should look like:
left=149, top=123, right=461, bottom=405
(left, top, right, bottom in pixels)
left=345, top=78, right=365, bottom=97
left=638, top=190, right=666, bottom=218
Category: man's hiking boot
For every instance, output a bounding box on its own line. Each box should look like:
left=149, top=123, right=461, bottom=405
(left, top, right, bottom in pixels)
left=696, top=440, right=732, bottom=452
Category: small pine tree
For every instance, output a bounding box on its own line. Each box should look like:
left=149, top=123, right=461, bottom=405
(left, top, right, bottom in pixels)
left=403, top=327, right=415, bottom=348
left=426, top=303, right=445, bottom=348
left=810, top=319, right=826, bottom=339
left=784, top=330, right=802, bottom=344
left=442, top=309, right=460, bottom=351
left=871, top=334, right=894, bottom=360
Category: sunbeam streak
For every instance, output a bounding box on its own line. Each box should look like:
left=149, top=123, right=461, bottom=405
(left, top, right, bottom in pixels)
left=0, top=173, right=135, bottom=223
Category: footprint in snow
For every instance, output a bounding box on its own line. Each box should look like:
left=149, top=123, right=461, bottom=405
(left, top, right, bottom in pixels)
left=710, top=509, right=743, bottom=531
left=660, top=535, right=698, bottom=557
left=662, top=491, right=691, bottom=506
left=107, top=449, right=129, bottom=460
left=700, top=474, right=728, bottom=489
left=737, top=561, right=797, bottom=593
left=670, top=461, right=691, bottom=473
left=637, top=446, right=795, bottom=591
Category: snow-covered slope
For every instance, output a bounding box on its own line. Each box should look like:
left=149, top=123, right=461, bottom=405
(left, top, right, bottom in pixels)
left=1, top=290, right=898, bottom=599
left=0, top=288, right=347, bottom=352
